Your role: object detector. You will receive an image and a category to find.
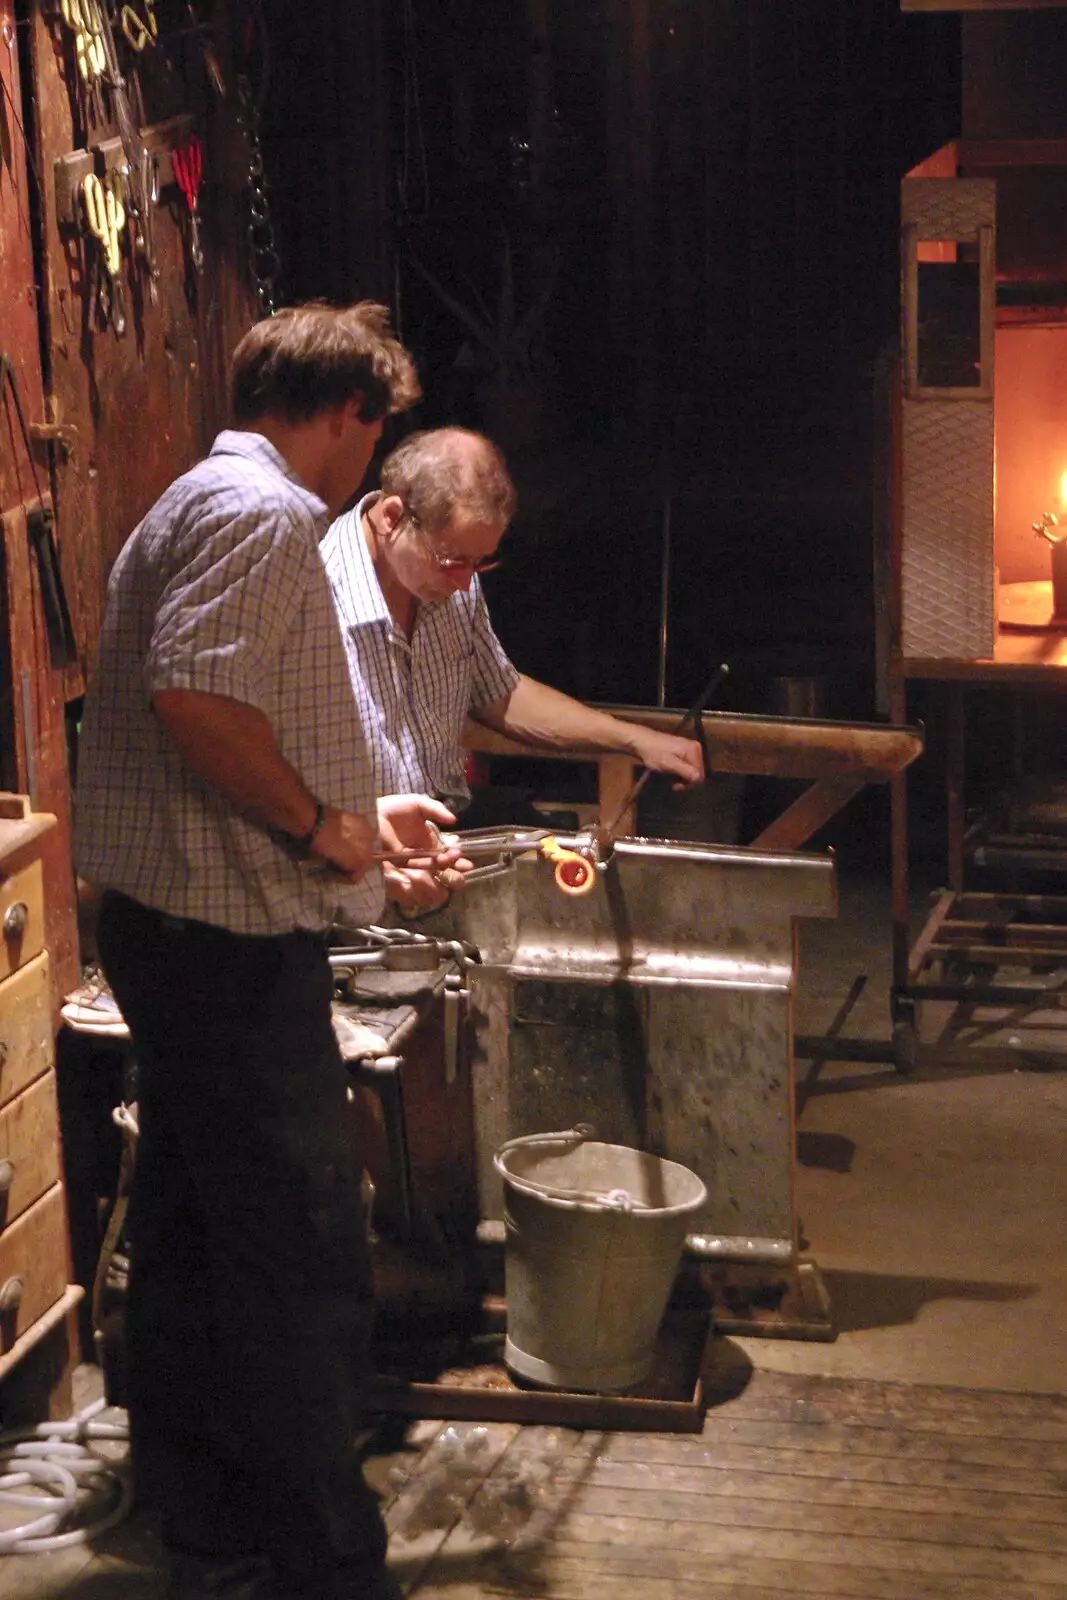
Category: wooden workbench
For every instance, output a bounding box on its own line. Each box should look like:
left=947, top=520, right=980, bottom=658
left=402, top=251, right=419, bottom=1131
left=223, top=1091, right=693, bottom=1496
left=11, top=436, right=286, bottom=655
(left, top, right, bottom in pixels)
left=465, top=705, right=923, bottom=849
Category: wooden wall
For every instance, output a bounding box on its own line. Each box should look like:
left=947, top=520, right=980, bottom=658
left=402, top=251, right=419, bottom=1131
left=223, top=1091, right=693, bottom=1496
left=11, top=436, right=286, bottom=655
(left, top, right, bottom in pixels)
left=0, top=0, right=261, bottom=998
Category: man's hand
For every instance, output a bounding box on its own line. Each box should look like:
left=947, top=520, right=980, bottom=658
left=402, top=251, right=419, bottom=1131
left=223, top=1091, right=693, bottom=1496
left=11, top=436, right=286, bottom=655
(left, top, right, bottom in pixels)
left=629, top=729, right=705, bottom=788
left=382, top=859, right=471, bottom=911
left=377, top=794, right=474, bottom=912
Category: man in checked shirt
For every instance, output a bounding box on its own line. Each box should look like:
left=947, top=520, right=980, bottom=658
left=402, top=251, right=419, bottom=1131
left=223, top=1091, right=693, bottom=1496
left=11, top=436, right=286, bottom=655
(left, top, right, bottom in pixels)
left=75, top=304, right=456, bottom=1600
left=323, top=425, right=705, bottom=913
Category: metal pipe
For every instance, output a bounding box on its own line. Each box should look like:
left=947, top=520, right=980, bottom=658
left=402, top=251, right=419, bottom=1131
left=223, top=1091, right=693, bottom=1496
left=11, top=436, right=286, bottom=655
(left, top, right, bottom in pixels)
left=686, top=1234, right=794, bottom=1266
left=657, top=469, right=671, bottom=709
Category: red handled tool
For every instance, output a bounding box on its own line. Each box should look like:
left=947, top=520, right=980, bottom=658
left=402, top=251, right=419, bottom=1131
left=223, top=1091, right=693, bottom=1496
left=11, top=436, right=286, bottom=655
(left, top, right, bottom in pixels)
left=172, top=134, right=204, bottom=272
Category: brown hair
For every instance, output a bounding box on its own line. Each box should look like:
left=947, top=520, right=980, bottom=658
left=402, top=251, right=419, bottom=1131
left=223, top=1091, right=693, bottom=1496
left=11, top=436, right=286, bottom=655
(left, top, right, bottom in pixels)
left=230, top=302, right=421, bottom=426
left=379, top=427, right=517, bottom=535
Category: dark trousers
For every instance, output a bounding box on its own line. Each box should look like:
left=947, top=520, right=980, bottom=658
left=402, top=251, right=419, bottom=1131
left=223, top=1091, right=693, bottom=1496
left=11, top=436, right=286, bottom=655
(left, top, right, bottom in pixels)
left=97, top=892, right=387, bottom=1599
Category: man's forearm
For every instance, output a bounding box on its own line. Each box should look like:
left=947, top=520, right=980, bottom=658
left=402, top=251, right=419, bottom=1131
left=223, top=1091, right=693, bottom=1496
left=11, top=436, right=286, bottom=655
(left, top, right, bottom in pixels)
left=473, top=674, right=705, bottom=785
left=153, top=689, right=320, bottom=837
left=475, top=674, right=641, bottom=755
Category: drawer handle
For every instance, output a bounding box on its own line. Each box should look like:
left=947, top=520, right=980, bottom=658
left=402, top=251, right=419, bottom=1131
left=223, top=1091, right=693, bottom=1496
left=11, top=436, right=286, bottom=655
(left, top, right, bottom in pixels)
left=2, top=902, right=28, bottom=941
left=0, top=1276, right=24, bottom=1314
left=0, top=1160, right=14, bottom=1192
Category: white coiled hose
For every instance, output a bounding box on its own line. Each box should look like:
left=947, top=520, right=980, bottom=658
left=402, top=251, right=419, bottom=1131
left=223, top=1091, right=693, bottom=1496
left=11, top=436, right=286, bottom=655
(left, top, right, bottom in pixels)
left=0, top=1396, right=131, bottom=1552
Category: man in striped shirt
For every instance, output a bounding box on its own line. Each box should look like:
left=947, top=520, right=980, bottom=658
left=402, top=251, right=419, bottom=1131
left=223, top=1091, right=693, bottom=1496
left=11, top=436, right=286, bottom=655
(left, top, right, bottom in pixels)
left=76, top=305, right=452, bottom=1600
left=323, top=427, right=705, bottom=911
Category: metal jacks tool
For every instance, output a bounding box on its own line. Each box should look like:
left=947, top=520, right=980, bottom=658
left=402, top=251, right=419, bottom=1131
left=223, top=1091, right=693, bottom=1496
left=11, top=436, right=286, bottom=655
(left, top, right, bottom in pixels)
left=596, top=661, right=730, bottom=843
left=374, top=826, right=600, bottom=896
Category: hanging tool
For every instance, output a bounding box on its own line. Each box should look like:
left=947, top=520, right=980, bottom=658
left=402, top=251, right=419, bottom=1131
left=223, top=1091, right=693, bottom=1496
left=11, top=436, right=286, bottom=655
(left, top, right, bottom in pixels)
left=596, top=662, right=730, bottom=843
left=120, top=0, right=157, bottom=51
left=135, top=146, right=160, bottom=303
left=184, top=0, right=226, bottom=96
left=94, top=0, right=153, bottom=275
left=82, top=170, right=127, bottom=333
left=61, top=0, right=106, bottom=84
left=0, top=355, right=78, bottom=669
left=172, top=133, right=204, bottom=272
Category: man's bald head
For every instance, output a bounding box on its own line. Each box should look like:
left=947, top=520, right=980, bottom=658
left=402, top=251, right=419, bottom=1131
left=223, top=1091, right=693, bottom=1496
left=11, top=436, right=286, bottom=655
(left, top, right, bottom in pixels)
left=378, top=427, right=516, bottom=539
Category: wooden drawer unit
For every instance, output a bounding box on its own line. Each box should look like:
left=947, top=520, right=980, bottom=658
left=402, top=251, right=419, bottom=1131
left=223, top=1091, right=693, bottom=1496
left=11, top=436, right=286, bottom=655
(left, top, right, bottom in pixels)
left=0, top=795, right=52, bottom=986
left=0, top=1071, right=62, bottom=1230
left=0, top=797, right=82, bottom=1405
left=0, top=854, right=45, bottom=984
left=0, top=1184, right=69, bottom=1353
left=0, top=951, right=52, bottom=1110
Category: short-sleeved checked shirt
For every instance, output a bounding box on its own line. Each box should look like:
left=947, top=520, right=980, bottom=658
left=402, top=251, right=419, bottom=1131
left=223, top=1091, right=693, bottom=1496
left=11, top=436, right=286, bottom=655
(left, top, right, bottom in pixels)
left=75, top=431, right=383, bottom=935
left=321, top=494, right=520, bottom=807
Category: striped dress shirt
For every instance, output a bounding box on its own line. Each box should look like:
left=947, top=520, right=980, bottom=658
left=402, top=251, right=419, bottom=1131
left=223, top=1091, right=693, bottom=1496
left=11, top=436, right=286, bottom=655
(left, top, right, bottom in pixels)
left=322, top=493, right=520, bottom=808
left=75, top=431, right=384, bottom=934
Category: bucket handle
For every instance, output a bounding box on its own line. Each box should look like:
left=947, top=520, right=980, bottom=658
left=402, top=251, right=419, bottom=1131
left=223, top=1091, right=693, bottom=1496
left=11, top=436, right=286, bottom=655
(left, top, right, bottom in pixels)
left=495, top=1124, right=596, bottom=1159
left=495, top=1125, right=645, bottom=1211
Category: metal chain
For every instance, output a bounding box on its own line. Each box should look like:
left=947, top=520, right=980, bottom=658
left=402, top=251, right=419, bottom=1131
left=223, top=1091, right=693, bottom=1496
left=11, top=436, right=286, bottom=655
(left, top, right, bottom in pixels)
left=236, top=71, right=279, bottom=316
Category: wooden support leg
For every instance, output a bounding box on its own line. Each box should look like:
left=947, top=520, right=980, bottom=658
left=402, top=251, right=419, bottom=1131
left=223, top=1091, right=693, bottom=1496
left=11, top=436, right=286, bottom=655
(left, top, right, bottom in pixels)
left=750, top=777, right=865, bottom=852
left=597, top=752, right=640, bottom=837
left=889, top=674, right=916, bottom=1071
left=890, top=675, right=910, bottom=992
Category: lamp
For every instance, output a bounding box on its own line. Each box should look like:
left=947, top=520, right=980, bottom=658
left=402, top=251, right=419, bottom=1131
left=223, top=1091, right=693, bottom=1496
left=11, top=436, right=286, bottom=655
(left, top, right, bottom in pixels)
left=1033, top=473, right=1067, bottom=620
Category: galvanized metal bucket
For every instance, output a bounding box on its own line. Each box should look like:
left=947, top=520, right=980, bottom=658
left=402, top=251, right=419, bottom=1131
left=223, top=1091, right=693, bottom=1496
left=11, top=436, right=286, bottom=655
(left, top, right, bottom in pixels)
left=493, top=1126, right=707, bottom=1393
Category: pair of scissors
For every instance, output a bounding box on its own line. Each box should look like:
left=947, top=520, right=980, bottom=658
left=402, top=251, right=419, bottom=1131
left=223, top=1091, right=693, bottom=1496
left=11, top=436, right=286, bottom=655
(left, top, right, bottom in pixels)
left=120, top=0, right=157, bottom=51
left=172, top=134, right=204, bottom=272
left=82, top=172, right=127, bottom=333
left=61, top=0, right=105, bottom=81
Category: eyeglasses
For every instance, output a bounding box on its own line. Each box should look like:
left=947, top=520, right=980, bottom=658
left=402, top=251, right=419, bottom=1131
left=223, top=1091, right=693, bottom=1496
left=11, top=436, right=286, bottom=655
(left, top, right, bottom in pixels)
left=404, top=512, right=501, bottom=575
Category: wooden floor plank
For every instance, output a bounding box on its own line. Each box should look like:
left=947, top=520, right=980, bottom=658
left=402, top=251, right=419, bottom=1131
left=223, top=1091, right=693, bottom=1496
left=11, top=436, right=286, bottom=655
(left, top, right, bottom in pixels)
left=406, top=1371, right=1067, bottom=1597
left=697, top=1416, right=1065, bottom=1469
left=387, top=1419, right=519, bottom=1595
left=5, top=1369, right=1067, bottom=1600
left=706, top=1390, right=1067, bottom=1443
left=590, top=1431, right=1067, bottom=1495
left=536, top=1512, right=1067, bottom=1584
left=456, top=1546, right=1067, bottom=1600
left=546, top=1481, right=1067, bottom=1555
left=409, top=1425, right=590, bottom=1593
left=707, top=1369, right=1067, bottom=1424
left=552, top=1454, right=1067, bottom=1525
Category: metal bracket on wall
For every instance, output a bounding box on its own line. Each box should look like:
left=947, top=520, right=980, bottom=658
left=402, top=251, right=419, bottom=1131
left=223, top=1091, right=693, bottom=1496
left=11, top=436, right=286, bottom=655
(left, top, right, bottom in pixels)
left=53, top=112, right=195, bottom=227
left=29, top=421, right=79, bottom=464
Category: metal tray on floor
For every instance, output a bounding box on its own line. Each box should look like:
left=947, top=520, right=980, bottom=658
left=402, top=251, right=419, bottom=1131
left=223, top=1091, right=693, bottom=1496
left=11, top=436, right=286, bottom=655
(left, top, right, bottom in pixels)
left=360, top=1301, right=710, bottom=1433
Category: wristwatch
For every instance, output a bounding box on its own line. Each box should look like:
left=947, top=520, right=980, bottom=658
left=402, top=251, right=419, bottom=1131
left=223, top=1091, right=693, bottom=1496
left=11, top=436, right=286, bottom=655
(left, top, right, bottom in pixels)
left=274, top=799, right=326, bottom=858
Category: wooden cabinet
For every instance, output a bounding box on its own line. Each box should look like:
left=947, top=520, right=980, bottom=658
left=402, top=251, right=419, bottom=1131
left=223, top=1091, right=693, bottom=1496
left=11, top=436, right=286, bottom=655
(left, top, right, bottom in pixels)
left=0, top=794, right=81, bottom=1407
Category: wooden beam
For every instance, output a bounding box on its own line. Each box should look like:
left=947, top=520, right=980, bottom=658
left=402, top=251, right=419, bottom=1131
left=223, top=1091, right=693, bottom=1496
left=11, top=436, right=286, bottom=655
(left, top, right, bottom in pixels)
left=908, top=888, right=962, bottom=982
left=749, top=778, right=866, bottom=852
left=464, top=709, right=923, bottom=848
left=465, top=709, right=924, bottom=783
left=929, top=941, right=1067, bottom=964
